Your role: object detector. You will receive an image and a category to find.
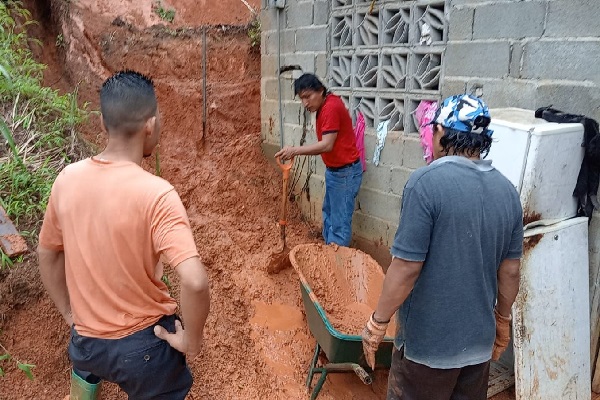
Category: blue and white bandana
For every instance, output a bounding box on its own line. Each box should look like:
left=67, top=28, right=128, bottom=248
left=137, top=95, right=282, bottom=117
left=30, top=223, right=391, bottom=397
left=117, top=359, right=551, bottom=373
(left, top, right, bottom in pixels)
left=432, top=94, right=493, bottom=137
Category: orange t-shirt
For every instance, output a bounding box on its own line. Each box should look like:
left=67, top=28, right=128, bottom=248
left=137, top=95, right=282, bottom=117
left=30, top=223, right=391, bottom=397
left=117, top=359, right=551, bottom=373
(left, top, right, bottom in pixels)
left=39, top=157, right=199, bottom=339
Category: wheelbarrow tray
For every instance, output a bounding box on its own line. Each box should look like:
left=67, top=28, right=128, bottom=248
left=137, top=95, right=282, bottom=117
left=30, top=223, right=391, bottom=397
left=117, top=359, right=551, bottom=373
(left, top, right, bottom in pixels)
left=290, top=243, right=395, bottom=368
left=299, top=281, right=394, bottom=367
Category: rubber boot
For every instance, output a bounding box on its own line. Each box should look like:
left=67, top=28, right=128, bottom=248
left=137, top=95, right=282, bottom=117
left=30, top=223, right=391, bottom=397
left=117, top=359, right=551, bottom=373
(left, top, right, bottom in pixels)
left=69, top=369, right=102, bottom=400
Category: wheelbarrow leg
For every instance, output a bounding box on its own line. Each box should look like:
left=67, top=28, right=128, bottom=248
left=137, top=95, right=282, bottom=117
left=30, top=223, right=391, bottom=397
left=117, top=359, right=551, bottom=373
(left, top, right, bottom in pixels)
left=306, top=343, right=329, bottom=400
left=306, top=343, right=321, bottom=388
left=311, top=368, right=328, bottom=400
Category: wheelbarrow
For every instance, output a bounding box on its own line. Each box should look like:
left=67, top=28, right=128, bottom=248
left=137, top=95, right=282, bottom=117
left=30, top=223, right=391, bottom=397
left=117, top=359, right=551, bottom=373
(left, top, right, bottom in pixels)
left=289, top=243, right=396, bottom=400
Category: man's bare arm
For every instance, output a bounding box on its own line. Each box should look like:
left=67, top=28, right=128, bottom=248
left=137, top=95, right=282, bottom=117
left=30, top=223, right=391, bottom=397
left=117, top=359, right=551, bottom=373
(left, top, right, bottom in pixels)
left=496, top=258, right=520, bottom=316
left=373, top=257, right=423, bottom=323
left=38, top=245, right=72, bottom=326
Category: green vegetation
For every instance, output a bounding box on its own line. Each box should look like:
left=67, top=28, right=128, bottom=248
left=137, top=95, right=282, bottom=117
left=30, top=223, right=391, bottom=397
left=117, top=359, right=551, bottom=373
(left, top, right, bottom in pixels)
left=248, top=16, right=261, bottom=48
left=0, top=342, right=35, bottom=380
left=0, top=1, right=89, bottom=233
left=153, top=1, right=176, bottom=24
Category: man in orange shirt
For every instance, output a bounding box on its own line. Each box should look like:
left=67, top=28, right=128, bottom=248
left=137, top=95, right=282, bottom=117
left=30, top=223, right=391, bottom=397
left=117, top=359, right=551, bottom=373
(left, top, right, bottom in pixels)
left=275, top=73, right=362, bottom=246
left=38, top=70, right=210, bottom=399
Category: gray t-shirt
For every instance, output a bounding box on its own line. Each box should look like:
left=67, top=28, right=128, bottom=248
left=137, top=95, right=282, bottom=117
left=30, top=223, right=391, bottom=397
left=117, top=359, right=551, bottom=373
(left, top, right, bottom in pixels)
left=391, top=156, right=523, bottom=369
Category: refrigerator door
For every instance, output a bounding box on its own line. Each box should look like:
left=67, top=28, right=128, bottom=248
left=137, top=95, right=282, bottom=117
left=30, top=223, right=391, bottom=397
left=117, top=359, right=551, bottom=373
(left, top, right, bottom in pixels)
left=487, top=108, right=584, bottom=225
left=513, top=217, right=590, bottom=400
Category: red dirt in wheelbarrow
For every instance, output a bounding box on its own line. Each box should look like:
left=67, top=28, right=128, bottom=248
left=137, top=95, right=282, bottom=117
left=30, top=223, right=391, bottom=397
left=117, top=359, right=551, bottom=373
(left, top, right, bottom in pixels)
left=290, top=243, right=397, bottom=337
left=0, top=0, right=538, bottom=399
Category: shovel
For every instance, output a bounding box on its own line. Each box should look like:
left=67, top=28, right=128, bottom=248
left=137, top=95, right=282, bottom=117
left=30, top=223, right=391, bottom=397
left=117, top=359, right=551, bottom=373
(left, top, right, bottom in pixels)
left=267, top=156, right=294, bottom=274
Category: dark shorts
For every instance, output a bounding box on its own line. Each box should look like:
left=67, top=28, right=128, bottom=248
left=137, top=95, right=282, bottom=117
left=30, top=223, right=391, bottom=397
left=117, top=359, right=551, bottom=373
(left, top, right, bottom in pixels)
left=387, top=347, right=490, bottom=400
left=68, top=314, right=193, bottom=400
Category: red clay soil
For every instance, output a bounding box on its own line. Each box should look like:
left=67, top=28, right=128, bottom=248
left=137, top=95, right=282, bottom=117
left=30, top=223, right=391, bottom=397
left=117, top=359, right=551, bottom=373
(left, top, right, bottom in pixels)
left=0, top=1, right=579, bottom=400
left=290, top=244, right=396, bottom=337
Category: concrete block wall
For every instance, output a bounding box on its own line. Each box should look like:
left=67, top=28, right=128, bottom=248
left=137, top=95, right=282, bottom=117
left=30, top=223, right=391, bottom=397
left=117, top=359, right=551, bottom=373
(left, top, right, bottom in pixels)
left=261, top=0, right=600, bottom=265
left=444, top=0, right=600, bottom=122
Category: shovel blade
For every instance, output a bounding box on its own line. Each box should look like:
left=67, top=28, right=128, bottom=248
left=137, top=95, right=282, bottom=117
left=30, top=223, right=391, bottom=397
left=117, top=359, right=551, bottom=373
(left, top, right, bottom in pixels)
left=267, top=249, right=291, bottom=274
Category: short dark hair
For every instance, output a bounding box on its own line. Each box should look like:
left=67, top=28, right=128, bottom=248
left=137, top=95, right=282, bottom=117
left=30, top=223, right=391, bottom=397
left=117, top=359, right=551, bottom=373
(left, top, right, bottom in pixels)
left=438, top=126, right=493, bottom=159
left=294, top=73, right=327, bottom=97
left=100, top=70, right=157, bottom=135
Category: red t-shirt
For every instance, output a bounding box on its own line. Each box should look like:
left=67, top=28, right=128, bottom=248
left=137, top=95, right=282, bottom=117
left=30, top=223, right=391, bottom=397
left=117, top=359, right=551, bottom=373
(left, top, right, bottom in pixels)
left=317, top=94, right=360, bottom=168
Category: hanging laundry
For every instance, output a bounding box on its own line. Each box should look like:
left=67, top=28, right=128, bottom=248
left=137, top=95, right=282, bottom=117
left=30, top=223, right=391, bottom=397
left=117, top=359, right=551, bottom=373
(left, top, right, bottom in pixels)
left=414, top=100, right=438, bottom=165
left=372, top=120, right=390, bottom=167
left=535, top=106, right=600, bottom=222
left=354, top=111, right=367, bottom=172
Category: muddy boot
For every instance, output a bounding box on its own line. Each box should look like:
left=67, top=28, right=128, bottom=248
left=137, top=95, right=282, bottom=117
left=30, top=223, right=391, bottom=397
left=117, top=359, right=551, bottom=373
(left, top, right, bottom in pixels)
left=69, top=369, right=102, bottom=400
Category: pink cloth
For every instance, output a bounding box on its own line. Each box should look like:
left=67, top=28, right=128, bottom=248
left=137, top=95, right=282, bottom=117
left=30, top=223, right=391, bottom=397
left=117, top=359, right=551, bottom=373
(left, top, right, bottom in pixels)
left=414, top=100, right=438, bottom=165
left=354, top=111, right=367, bottom=172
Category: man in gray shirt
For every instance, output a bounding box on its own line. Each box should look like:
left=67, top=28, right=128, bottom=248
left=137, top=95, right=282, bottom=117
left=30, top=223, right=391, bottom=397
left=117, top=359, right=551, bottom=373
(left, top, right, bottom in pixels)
left=362, top=94, right=523, bottom=400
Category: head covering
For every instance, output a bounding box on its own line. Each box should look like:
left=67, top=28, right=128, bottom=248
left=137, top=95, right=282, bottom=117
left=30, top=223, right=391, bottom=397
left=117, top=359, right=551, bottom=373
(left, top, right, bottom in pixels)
left=432, top=94, right=493, bottom=137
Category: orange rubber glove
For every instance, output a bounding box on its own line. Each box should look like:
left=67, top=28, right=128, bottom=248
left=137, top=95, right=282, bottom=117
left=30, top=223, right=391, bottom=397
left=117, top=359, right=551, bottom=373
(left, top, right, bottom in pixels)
left=492, top=309, right=511, bottom=360
left=362, top=313, right=389, bottom=370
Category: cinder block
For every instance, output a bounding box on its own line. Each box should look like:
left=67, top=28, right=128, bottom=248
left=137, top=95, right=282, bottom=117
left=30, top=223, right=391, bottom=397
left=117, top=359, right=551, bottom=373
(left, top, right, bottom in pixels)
left=402, top=136, right=427, bottom=170
left=261, top=140, right=280, bottom=159
left=263, top=31, right=277, bottom=55
left=263, top=77, right=296, bottom=100
left=364, top=130, right=377, bottom=163
left=353, top=211, right=391, bottom=246
left=282, top=52, right=316, bottom=74
left=261, top=121, right=278, bottom=144
left=445, top=41, right=511, bottom=78
left=313, top=0, right=330, bottom=26
left=376, top=132, right=404, bottom=167
left=285, top=2, right=313, bottom=28
left=315, top=53, right=328, bottom=77
left=509, top=42, right=524, bottom=78
left=546, top=0, right=600, bottom=38
left=283, top=122, right=305, bottom=147
left=448, top=6, right=474, bottom=41
left=473, top=2, right=546, bottom=40
left=283, top=99, right=304, bottom=125
left=387, top=223, right=399, bottom=250
left=441, top=78, right=468, bottom=98
left=535, top=81, right=600, bottom=125
left=262, top=78, right=278, bottom=101
left=259, top=8, right=276, bottom=32
left=261, top=55, right=277, bottom=78
left=295, top=26, right=328, bottom=52
left=390, top=166, right=413, bottom=196
left=356, top=187, right=402, bottom=222
left=298, top=173, right=325, bottom=223
left=467, top=78, right=538, bottom=111
left=522, top=39, right=600, bottom=83
left=362, top=164, right=392, bottom=192
left=261, top=98, right=280, bottom=131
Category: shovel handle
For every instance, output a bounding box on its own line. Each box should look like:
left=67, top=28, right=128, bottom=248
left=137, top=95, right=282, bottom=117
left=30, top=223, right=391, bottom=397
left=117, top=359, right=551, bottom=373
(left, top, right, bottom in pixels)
left=276, top=156, right=294, bottom=179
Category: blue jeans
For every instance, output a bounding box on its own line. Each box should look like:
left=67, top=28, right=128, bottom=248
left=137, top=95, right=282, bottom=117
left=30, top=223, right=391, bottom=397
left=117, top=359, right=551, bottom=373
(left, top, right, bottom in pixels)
left=68, top=315, right=192, bottom=400
left=323, top=160, right=363, bottom=246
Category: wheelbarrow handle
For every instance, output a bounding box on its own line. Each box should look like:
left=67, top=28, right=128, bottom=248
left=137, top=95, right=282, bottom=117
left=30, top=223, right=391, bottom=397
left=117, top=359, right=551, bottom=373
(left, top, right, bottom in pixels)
left=276, top=156, right=294, bottom=179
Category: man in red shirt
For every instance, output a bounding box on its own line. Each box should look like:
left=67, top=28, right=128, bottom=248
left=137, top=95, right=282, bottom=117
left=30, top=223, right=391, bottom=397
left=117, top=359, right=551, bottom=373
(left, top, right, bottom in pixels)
left=275, top=73, right=362, bottom=246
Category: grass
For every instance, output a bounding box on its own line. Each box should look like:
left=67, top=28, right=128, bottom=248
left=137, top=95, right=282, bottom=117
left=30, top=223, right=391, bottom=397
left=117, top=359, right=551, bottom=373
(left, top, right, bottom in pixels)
left=0, top=1, right=90, bottom=233
left=153, top=1, right=176, bottom=24
left=248, top=16, right=261, bottom=48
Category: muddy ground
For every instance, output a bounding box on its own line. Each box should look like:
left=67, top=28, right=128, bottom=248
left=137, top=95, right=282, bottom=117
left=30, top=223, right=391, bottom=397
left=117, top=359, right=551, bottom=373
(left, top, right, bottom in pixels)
left=0, top=0, right=572, bottom=399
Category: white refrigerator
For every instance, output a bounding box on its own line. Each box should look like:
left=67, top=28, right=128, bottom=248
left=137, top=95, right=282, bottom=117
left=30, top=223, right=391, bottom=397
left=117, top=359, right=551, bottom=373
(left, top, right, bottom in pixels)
left=486, top=108, right=590, bottom=400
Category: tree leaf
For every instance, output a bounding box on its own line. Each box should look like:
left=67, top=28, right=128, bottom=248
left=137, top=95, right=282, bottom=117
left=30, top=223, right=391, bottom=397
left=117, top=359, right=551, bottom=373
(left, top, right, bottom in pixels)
left=0, top=354, right=10, bottom=361
left=0, top=367, right=4, bottom=377
left=17, top=362, right=35, bottom=380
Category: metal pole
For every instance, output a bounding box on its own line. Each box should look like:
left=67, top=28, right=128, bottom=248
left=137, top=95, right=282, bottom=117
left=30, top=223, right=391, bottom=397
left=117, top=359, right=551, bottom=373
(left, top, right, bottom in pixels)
left=277, top=9, right=284, bottom=149
left=202, top=26, right=207, bottom=139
